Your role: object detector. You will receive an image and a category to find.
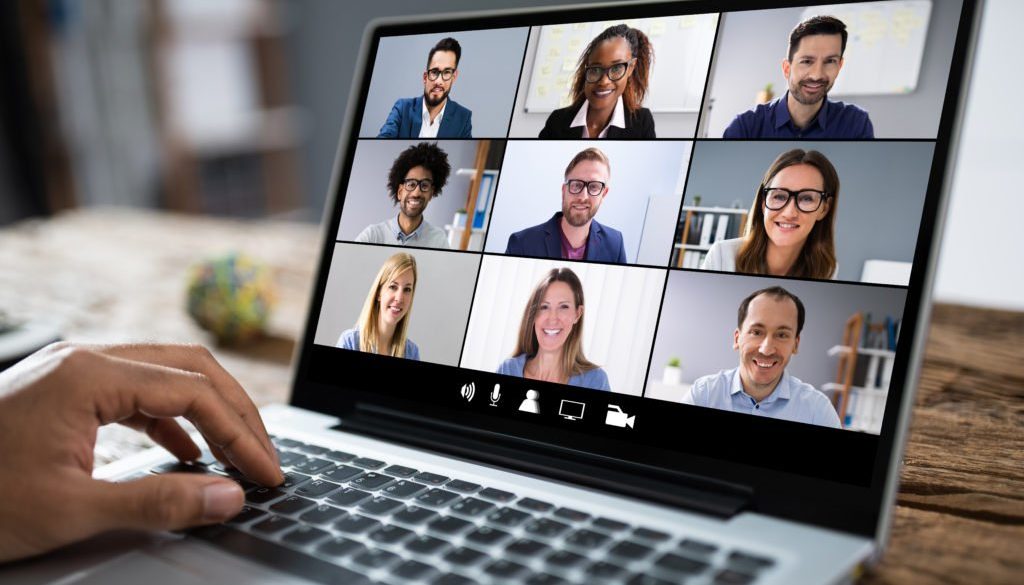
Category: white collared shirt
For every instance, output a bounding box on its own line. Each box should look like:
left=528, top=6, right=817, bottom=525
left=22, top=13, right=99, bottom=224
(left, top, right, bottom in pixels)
left=419, top=99, right=447, bottom=138
left=569, top=96, right=626, bottom=138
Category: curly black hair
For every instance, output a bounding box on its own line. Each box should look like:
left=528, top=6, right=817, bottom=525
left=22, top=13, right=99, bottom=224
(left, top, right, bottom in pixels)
left=387, top=142, right=451, bottom=204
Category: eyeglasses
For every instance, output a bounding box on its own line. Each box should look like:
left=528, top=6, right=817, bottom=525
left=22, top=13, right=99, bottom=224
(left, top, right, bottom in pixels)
left=402, top=178, right=434, bottom=192
left=426, top=68, right=456, bottom=81
left=761, top=186, right=830, bottom=212
left=584, top=58, right=636, bottom=84
left=564, top=179, right=607, bottom=197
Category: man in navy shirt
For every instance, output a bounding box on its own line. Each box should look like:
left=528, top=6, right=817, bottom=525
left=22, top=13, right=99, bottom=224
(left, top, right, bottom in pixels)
left=724, top=15, right=873, bottom=139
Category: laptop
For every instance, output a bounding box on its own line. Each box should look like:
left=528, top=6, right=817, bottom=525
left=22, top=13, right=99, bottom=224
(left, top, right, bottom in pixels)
left=3, top=0, right=984, bottom=583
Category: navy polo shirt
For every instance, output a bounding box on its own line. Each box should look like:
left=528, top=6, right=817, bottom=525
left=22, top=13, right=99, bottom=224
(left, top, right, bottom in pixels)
left=723, top=92, right=874, bottom=139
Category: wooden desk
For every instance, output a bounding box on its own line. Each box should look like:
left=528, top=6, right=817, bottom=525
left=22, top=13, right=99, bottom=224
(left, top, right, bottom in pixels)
left=0, top=210, right=1020, bottom=584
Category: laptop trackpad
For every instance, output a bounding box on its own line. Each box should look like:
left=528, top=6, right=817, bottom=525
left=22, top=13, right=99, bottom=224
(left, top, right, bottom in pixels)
left=68, top=551, right=208, bottom=585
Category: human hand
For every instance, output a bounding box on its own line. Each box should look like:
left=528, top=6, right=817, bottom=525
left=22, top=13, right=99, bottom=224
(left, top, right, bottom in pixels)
left=0, top=342, right=284, bottom=562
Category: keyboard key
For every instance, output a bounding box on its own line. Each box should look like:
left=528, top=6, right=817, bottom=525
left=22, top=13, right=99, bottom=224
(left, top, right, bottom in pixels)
left=246, top=487, right=287, bottom=505
left=292, top=458, right=334, bottom=475
left=273, top=438, right=303, bottom=449
left=334, top=514, right=381, bottom=535
left=445, top=479, right=481, bottom=493
left=393, top=505, right=440, bottom=526
left=322, top=465, right=363, bottom=483
left=295, top=479, right=340, bottom=498
left=277, top=452, right=308, bottom=467
left=464, top=526, right=511, bottom=547
left=434, top=574, right=474, bottom=585
left=358, top=496, right=404, bottom=516
left=565, top=528, right=611, bottom=549
left=324, top=450, right=357, bottom=462
left=524, top=518, right=571, bottom=539
left=352, top=548, right=400, bottom=570
left=484, top=559, right=530, bottom=579
left=405, top=534, right=451, bottom=556
left=428, top=515, right=474, bottom=536
left=415, top=488, right=461, bottom=508
left=251, top=515, right=297, bottom=535
left=449, top=497, right=495, bottom=517
left=316, top=536, right=366, bottom=559
left=281, top=525, right=330, bottom=547
left=368, top=524, right=414, bottom=545
left=383, top=464, right=418, bottom=477
left=349, top=472, right=394, bottom=491
left=585, top=561, right=628, bottom=580
left=269, top=495, right=316, bottom=515
left=393, top=559, right=438, bottom=581
left=151, top=461, right=211, bottom=475
left=485, top=507, right=531, bottom=528
left=633, top=527, right=671, bottom=542
left=553, top=507, right=590, bottom=523
left=608, top=540, right=656, bottom=561
left=299, top=504, right=345, bottom=525
left=714, top=569, right=756, bottom=585
left=627, top=575, right=674, bottom=585
left=526, top=574, right=569, bottom=585
left=477, top=487, right=516, bottom=503
left=412, top=471, right=449, bottom=485
left=383, top=480, right=427, bottom=499
left=728, top=551, right=776, bottom=569
left=506, top=538, right=551, bottom=559
left=192, top=525, right=370, bottom=584
left=351, top=457, right=386, bottom=470
left=296, top=444, right=329, bottom=456
left=517, top=497, right=554, bottom=512
left=545, top=550, right=588, bottom=569
left=654, top=552, right=710, bottom=576
left=226, top=505, right=265, bottom=525
left=443, top=546, right=488, bottom=567
left=592, top=517, right=630, bottom=533
left=327, top=488, right=371, bottom=507
left=678, top=538, right=719, bottom=556
left=280, top=472, right=311, bottom=489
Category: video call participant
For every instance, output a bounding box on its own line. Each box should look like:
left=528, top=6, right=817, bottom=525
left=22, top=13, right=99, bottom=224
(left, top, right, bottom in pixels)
left=505, top=147, right=626, bottom=263
left=702, top=149, right=838, bottom=279
left=337, top=253, right=420, bottom=360
left=497, top=267, right=610, bottom=391
left=539, top=24, right=655, bottom=139
left=377, top=37, right=472, bottom=138
left=355, top=142, right=452, bottom=248
left=684, top=286, right=841, bottom=428
left=723, top=16, right=873, bottom=139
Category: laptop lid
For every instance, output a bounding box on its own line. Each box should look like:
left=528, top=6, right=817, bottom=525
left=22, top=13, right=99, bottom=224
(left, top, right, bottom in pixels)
left=288, top=0, right=983, bottom=543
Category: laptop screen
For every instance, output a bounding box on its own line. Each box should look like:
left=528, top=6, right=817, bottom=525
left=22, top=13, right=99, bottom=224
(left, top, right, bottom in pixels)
left=295, top=0, right=974, bottom=527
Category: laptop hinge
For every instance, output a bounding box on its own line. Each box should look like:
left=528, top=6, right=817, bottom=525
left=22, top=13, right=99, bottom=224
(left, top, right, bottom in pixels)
left=335, top=405, right=752, bottom=519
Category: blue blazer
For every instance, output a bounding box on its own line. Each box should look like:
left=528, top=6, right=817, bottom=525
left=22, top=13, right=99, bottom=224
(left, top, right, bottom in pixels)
left=505, top=213, right=627, bottom=263
left=377, top=96, right=472, bottom=138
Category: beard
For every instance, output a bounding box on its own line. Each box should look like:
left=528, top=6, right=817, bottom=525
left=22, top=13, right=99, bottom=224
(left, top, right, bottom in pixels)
left=789, top=78, right=833, bottom=106
left=562, top=202, right=595, bottom=227
left=423, top=86, right=450, bottom=108
left=400, top=197, right=426, bottom=220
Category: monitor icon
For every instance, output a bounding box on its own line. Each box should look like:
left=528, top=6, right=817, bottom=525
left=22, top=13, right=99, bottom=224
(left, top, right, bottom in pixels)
left=558, top=400, right=586, bottom=421
left=605, top=404, right=635, bottom=428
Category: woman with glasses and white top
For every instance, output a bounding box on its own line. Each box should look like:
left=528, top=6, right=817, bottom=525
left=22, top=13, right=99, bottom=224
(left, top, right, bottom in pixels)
left=702, top=149, right=839, bottom=280
left=538, top=24, right=655, bottom=139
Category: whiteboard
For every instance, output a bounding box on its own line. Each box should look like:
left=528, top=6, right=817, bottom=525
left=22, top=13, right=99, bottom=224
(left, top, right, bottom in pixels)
left=802, top=1, right=932, bottom=96
left=524, top=14, right=719, bottom=114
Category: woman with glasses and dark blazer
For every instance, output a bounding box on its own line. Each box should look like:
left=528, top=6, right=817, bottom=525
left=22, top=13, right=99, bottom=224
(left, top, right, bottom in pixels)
left=702, top=149, right=840, bottom=280
left=538, top=24, right=656, bottom=139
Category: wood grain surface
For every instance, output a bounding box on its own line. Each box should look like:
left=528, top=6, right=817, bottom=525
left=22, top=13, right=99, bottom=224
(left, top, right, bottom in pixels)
left=1, top=210, right=1020, bottom=584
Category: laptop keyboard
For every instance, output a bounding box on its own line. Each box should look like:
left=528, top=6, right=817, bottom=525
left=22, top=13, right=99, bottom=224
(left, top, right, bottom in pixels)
left=148, top=436, right=776, bottom=584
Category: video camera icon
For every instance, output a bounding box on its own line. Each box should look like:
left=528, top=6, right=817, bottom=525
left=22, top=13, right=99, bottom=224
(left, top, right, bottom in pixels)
left=605, top=404, right=635, bottom=429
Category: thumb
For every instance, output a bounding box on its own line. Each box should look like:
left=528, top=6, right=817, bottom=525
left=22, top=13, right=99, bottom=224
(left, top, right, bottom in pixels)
left=88, top=474, right=244, bottom=533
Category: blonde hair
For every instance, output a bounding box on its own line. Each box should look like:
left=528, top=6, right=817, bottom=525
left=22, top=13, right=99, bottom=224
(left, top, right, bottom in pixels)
left=356, top=253, right=417, bottom=357
left=513, top=268, right=599, bottom=379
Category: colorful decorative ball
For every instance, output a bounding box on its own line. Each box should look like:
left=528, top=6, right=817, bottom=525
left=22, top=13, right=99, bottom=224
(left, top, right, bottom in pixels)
left=186, top=253, right=276, bottom=344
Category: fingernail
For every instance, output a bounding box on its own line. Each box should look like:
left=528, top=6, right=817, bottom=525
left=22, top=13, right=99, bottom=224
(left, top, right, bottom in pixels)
left=202, top=482, right=243, bottom=521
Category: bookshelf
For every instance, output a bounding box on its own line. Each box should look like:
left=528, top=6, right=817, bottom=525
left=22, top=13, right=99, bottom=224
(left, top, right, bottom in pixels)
left=823, top=312, right=898, bottom=434
left=673, top=206, right=747, bottom=268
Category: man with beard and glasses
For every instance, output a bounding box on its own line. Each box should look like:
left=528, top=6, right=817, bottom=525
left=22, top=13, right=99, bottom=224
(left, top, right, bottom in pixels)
left=723, top=15, right=873, bottom=139
left=355, top=142, right=452, bottom=248
left=377, top=37, right=473, bottom=138
left=505, top=147, right=626, bottom=263
left=684, top=286, right=841, bottom=428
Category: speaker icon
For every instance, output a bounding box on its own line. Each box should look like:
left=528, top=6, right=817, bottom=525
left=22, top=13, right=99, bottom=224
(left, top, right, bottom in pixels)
left=460, top=382, right=476, bottom=402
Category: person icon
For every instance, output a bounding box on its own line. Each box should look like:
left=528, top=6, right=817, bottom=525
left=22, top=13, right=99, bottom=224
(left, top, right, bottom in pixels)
left=519, top=390, right=541, bottom=413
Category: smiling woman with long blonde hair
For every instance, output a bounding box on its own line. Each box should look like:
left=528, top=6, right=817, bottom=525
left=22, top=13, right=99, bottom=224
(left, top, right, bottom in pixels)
left=337, top=253, right=420, bottom=359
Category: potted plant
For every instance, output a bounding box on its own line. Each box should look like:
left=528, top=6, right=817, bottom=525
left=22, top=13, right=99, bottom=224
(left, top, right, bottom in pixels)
left=453, top=208, right=468, bottom=229
left=662, top=357, right=682, bottom=385
left=757, top=82, right=774, bottom=104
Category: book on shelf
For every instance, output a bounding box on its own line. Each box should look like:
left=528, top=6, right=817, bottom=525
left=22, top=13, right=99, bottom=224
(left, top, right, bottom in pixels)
left=714, top=214, right=729, bottom=244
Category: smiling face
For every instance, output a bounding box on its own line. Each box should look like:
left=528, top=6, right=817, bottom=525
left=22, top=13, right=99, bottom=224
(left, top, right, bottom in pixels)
left=782, top=34, right=844, bottom=106
left=763, top=163, right=829, bottom=251
left=561, top=159, right=610, bottom=228
left=583, top=37, right=634, bottom=113
left=734, top=293, right=800, bottom=396
left=396, top=165, right=434, bottom=221
left=422, top=50, right=458, bottom=108
left=533, top=281, right=582, bottom=354
left=378, top=268, right=415, bottom=329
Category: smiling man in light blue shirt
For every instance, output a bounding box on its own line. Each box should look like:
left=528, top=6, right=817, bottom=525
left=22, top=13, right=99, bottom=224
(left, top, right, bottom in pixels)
left=684, top=286, right=841, bottom=428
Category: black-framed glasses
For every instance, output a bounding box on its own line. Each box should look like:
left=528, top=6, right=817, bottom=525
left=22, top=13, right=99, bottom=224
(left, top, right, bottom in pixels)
left=402, top=178, right=434, bottom=192
left=425, top=68, right=456, bottom=81
left=564, top=179, right=607, bottom=197
left=761, top=186, right=830, bottom=212
left=584, top=58, right=636, bottom=84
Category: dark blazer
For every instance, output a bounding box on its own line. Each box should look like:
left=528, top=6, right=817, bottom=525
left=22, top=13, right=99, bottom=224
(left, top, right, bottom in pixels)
left=377, top=96, right=473, bottom=138
left=505, top=213, right=627, bottom=263
left=538, top=103, right=656, bottom=139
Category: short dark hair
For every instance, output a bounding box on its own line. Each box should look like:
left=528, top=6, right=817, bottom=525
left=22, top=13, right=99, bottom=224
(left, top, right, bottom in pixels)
left=788, top=15, right=848, bottom=62
left=387, top=142, right=451, bottom=204
left=737, top=286, right=806, bottom=336
left=427, top=37, right=462, bottom=68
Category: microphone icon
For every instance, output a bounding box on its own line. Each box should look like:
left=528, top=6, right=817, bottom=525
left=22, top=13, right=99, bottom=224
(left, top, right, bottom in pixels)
left=489, top=384, right=501, bottom=407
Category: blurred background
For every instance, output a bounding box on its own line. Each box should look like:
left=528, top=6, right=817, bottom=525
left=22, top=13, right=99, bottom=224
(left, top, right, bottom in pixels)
left=0, top=0, right=1019, bottom=311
